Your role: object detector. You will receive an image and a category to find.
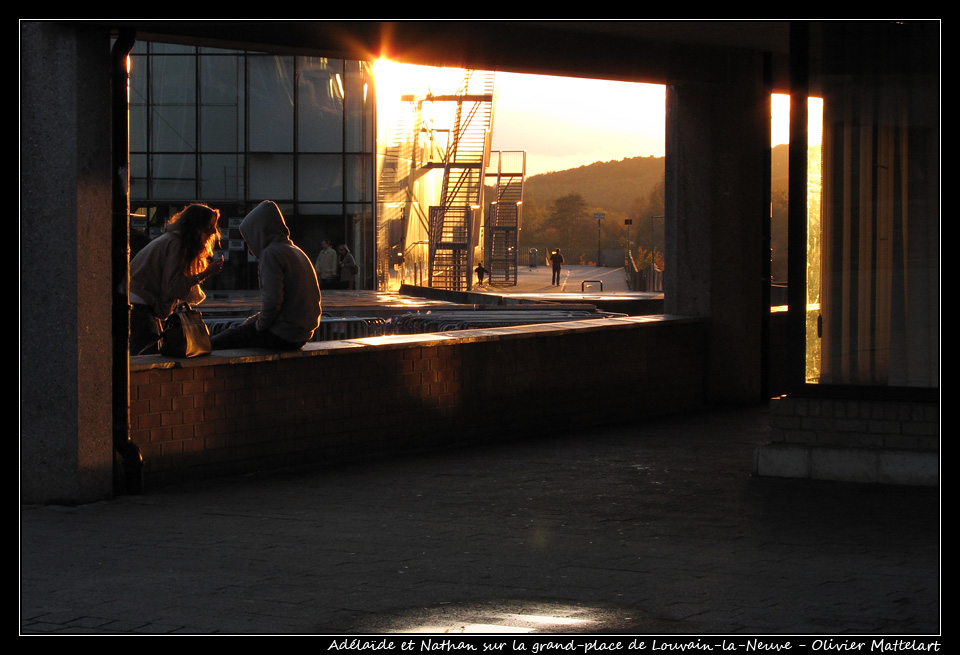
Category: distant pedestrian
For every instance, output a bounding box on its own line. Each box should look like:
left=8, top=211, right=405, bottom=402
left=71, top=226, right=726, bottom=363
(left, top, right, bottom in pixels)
left=549, top=248, right=564, bottom=285
left=338, top=244, right=358, bottom=290
left=314, top=239, right=338, bottom=290
left=475, top=262, right=488, bottom=285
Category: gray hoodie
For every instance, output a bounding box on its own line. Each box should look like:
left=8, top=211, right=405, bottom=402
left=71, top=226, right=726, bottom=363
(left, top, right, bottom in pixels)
left=240, top=200, right=322, bottom=343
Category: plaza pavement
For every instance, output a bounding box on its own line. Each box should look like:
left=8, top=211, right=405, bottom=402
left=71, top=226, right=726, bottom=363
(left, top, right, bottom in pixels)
left=20, top=405, right=940, bottom=635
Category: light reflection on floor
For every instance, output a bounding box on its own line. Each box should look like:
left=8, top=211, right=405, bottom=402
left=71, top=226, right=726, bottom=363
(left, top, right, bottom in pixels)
left=353, top=599, right=629, bottom=634
left=403, top=623, right=535, bottom=634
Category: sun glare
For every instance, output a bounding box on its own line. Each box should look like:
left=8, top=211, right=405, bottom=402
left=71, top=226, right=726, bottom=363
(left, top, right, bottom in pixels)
left=375, top=58, right=474, bottom=150
left=375, top=59, right=666, bottom=177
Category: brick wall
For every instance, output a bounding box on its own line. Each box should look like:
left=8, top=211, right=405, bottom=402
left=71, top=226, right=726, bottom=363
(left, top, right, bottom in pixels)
left=756, top=395, right=939, bottom=485
left=769, top=396, right=939, bottom=451
left=130, top=316, right=707, bottom=488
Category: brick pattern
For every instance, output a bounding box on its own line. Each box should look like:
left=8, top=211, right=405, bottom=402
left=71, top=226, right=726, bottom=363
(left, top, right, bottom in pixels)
left=130, top=318, right=707, bottom=488
left=769, top=395, right=939, bottom=451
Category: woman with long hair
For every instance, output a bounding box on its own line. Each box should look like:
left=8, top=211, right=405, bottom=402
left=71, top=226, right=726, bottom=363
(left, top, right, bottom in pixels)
left=129, top=203, right=224, bottom=354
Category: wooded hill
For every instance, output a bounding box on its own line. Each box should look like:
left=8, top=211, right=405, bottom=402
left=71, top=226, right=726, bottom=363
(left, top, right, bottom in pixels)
left=509, top=146, right=789, bottom=275
left=523, top=155, right=665, bottom=215
left=509, top=155, right=666, bottom=264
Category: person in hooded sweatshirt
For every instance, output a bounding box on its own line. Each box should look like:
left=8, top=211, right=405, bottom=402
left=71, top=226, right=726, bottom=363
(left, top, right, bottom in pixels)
left=211, top=200, right=321, bottom=350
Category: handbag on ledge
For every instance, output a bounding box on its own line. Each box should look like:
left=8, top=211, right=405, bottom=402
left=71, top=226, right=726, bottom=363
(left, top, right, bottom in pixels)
left=160, top=303, right=211, bottom=358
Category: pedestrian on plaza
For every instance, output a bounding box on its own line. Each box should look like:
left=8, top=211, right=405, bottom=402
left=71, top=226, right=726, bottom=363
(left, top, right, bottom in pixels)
left=475, top=262, right=488, bottom=286
left=314, top=239, right=339, bottom=290
left=210, top=200, right=321, bottom=350
left=338, top=244, right=358, bottom=290
left=549, top=248, right=564, bottom=286
left=129, top=203, right=223, bottom=355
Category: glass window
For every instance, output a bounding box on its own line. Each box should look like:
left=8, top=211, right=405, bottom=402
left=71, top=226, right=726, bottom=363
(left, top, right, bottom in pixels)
left=249, top=55, right=294, bottom=152
left=201, top=154, right=244, bottom=200
left=200, top=54, right=244, bottom=151
left=345, top=153, right=372, bottom=202
left=249, top=153, right=293, bottom=199
left=130, top=154, right=148, bottom=198
left=297, top=57, right=344, bottom=152
left=129, top=56, right=148, bottom=152
left=298, top=154, right=343, bottom=202
left=344, top=60, right=373, bottom=153
left=150, top=43, right=193, bottom=55
left=200, top=54, right=241, bottom=104
left=150, top=153, right=195, bottom=199
left=150, top=55, right=196, bottom=151
left=201, top=104, right=241, bottom=152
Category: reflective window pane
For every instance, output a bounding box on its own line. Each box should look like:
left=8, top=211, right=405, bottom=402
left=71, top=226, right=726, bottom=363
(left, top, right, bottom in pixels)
left=150, top=55, right=196, bottom=151
left=201, top=154, right=244, bottom=200
left=249, top=55, right=294, bottom=152
left=298, top=154, right=342, bottom=201
left=150, top=154, right=195, bottom=199
left=249, top=153, right=293, bottom=199
left=297, top=57, right=344, bottom=152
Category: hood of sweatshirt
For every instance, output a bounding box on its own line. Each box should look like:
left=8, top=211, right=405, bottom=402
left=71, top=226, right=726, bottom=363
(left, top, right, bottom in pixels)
left=239, top=200, right=291, bottom=258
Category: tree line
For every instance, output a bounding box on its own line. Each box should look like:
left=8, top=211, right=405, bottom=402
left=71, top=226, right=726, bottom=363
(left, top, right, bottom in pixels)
left=514, top=155, right=665, bottom=266
left=512, top=146, right=789, bottom=276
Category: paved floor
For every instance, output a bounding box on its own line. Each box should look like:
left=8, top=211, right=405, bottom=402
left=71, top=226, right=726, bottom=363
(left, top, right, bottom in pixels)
left=20, top=406, right=940, bottom=635
left=478, top=264, right=633, bottom=294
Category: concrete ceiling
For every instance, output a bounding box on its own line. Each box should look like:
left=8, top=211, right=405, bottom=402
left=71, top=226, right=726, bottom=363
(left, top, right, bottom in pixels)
left=106, top=20, right=793, bottom=87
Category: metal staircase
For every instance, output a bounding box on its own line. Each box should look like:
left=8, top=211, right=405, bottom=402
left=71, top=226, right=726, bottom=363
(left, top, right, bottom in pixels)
left=427, top=70, right=494, bottom=291
left=485, top=150, right=526, bottom=285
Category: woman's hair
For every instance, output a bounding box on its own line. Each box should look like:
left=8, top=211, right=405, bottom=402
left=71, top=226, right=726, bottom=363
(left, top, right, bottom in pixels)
left=167, top=204, right=220, bottom=275
left=338, top=244, right=351, bottom=254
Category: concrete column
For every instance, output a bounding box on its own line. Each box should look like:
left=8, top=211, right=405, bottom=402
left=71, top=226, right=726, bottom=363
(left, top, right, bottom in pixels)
left=21, top=22, right=114, bottom=503
left=664, top=58, right=769, bottom=404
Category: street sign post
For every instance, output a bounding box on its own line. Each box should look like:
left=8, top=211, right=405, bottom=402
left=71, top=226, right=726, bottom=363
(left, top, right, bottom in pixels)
left=594, top=213, right=605, bottom=266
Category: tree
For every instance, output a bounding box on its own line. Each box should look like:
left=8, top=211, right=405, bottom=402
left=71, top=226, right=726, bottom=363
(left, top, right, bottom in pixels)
left=546, top=193, right=593, bottom=254
left=770, top=187, right=788, bottom=283
left=628, top=175, right=665, bottom=254
left=518, top=197, right=546, bottom=247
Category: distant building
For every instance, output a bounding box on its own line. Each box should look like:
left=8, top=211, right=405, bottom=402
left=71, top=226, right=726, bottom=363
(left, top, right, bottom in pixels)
left=127, top=42, right=376, bottom=290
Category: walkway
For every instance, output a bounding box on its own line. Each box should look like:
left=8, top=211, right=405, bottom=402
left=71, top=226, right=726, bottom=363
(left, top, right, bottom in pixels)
left=20, top=406, right=939, bottom=634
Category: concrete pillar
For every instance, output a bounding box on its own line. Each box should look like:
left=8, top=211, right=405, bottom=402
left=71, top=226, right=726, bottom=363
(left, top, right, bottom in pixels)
left=20, top=22, right=114, bottom=503
left=664, top=57, right=769, bottom=405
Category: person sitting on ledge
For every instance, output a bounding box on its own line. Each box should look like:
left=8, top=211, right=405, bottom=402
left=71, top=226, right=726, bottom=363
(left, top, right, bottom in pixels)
left=129, top=203, right=223, bottom=355
left=211, top=200, right=321, bottom=350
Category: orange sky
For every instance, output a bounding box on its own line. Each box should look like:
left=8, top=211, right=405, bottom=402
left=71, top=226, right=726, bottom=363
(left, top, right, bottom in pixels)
left=490, top=72, right=666, bottom=177
left=377, top=61, right=796, bottom=179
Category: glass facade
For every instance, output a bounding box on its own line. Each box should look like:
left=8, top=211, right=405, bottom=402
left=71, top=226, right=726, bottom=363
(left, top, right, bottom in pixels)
left=129, top=42, right=375, bottom=290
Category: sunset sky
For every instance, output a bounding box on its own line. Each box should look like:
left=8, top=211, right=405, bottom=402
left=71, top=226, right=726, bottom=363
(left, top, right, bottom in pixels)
left=377, top=61, right=794, bottom=178
left=490, top=72, right=666, bottom=177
